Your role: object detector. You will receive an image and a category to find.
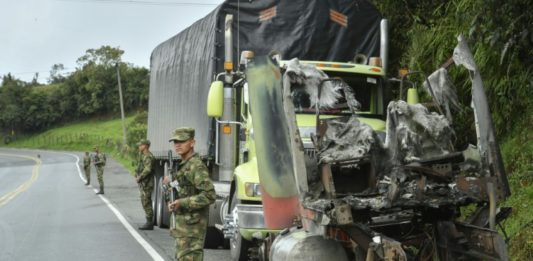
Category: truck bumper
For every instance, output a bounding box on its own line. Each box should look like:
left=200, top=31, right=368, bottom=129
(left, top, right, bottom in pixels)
left=236, top=204, right=281, bottom=241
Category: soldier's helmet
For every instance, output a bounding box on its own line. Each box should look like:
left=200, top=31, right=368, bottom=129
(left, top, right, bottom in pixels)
left=169, top=127, right=195, bottom=142
left=136, top=139, right=151, bottom=146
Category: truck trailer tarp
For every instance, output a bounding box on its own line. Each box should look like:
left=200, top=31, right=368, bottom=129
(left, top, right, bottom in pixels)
left=147, top=0, right=382, bottom=157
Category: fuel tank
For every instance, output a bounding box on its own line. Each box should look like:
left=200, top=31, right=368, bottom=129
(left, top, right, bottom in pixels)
left=270, top=228, right=349, bottom=261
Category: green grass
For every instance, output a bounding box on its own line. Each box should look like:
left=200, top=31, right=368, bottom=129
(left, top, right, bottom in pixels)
left=1, top=116, right=138, bottom=174
left=499, top=115, right=533, bottom=260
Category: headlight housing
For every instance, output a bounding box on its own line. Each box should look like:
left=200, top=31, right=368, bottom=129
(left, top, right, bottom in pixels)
left=244, top=182, right=262, bottom=197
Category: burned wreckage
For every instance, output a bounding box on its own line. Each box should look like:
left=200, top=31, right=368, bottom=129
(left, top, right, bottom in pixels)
left=245, top=36, right=510, bottom=260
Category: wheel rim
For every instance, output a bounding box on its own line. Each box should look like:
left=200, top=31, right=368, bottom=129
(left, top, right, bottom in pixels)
left=152, top=176, right=158, bottom=224
left=230, top=204, right=241, bottom=259
left=156, top=179, right=163, bottom=226
left=230, top=232, right=241, bottom=259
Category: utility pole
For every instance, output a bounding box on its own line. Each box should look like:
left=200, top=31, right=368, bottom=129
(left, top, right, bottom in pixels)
left=116, top=63, right=127, bottom=146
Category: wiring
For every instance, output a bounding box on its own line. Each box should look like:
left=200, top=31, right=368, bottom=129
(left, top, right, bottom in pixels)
left=56, top=0, right=219, bottom=7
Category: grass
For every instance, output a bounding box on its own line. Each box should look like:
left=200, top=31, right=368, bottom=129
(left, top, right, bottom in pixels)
left=499, top=115, right=533, bottom=260
left=1, top=116, right=138, bottom=174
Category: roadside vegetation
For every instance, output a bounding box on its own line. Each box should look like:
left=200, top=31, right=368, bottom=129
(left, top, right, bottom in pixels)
left=2, top=113, right=147, bottom=174
left=0, top=45, right=148, bottom=136
left=372, top=0, right=533, bottom=259
left=0, top=45, right=149, bottom=174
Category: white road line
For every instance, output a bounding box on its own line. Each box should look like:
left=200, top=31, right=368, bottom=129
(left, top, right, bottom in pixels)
left=65, top=153, right=165, bottom=261
left=66, top=152, right=86, bottom=182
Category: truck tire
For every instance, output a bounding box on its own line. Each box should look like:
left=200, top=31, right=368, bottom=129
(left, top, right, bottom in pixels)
left=230, top=193, right=253, bottom=261
left=204, top=226, right=224, bottom=249
left=156, top=178, right=170, bottom=228
left=151, top=175, right=159, bottom=224
left=156, top=164, right=170, bottom=228
left=204, top=197, right=226, bottom=249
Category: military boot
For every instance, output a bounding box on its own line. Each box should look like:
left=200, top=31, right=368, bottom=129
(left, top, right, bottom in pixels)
left=96, top=187, right=104, bottom=194
left=138, top=218, right=154, bottom=230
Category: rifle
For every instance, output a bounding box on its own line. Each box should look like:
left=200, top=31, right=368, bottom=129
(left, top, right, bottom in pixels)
left=92, top=154, right=98, bottom=165
left=92, top=153, right=103, bottom=166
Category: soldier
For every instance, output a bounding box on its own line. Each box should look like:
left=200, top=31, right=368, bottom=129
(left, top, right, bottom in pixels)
left=166, top=127, right=216, bottom=261
left=136, top=139, right=155, bottom=230
left=83, top=151, right=91, bottom=185
left=93, top=146, right=106, bottom=194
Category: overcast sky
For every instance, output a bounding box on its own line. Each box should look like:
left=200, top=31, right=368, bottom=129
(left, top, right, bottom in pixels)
left=0, top=0, right=223, bottom=83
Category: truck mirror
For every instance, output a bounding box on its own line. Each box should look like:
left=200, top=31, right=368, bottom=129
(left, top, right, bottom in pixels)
left=406, top=88, right=419, bottom=104
left=207, top=81, right=224, bottom=117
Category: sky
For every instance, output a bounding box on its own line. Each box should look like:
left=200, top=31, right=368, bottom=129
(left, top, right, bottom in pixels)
left=0, top=0, right=223, bottom=83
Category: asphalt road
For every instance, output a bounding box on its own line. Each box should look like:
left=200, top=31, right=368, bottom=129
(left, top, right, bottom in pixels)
left=0, top=148, right=230, bottom=261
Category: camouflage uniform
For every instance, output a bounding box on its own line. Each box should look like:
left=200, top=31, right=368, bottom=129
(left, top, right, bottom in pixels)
left=83, top=153, right=91, bottom=184
left=136, top=150, right=155, bottom=220
left=170, top=153, right=216, bottom=261
left=93, top=152, right=106, bottom=192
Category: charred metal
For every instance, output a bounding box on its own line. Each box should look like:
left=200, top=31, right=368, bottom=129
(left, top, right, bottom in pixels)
left=277, top=36, right=511, bottom=260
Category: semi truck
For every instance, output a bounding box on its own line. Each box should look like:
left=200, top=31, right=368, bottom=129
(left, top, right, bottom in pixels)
left=147, top=0, right=387, bottom=256
left=148, top=0, right=510, bottom=260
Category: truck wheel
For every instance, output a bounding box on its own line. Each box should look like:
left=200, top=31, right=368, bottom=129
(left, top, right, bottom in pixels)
left=156, top=164, right=170, bottom=228
left=231, top=227, right=253, bottom=261
left=230, top=194, right=253, bottom=261
left=151, top=175, right=159, bottom=225
left=204, top=226, right=223, bottom=249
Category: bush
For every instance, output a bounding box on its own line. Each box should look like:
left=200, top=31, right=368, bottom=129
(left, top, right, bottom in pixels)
left=126, top=111, right=148, bottom=152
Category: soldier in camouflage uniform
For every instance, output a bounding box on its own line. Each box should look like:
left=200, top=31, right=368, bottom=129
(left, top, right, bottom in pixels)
left=93, top=146, right=106, bottom=194
left=83, top=151, right=91, bottom=185
left=167, top=127, right=216, bottom=261
left=136, top=139, right=155, bottom=230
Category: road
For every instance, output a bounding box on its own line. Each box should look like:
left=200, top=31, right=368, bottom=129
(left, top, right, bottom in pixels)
left=0, top=148, right=230, bottom=261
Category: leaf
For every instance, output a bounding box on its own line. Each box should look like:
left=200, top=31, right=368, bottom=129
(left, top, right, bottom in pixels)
left=500, top=40, right=512, bottom=65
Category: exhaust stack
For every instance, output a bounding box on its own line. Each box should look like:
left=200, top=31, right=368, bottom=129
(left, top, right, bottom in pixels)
left=218, top=14, right=236, bottom=182
left=380, top=19, right=389, bottom=74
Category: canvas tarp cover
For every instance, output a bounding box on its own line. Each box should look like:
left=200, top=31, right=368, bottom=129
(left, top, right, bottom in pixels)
left=148, top=0, right=382, bottom=157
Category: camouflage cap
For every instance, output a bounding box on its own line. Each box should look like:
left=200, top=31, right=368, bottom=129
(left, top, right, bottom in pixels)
left=169, top=127, right=195, bottom=142
left=136, top=139, right=151, bottom=146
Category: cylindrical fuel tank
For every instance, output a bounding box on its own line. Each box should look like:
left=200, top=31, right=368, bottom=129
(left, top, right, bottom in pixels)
left=270, top=229, right=349, bottom=261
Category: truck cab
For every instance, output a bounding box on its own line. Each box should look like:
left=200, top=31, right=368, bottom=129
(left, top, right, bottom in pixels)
left=208, top=58, right=389, bottom=260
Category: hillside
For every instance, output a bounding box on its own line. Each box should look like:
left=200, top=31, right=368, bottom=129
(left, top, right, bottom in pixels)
left=1, top=116, right=138, bottom=173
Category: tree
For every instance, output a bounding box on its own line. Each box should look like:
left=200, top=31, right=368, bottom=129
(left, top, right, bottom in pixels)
left=0, top=45, right=149, bottom=133
left=76, top=45, right=124, bottom=68
left=48, top=63, right=66, bottom=84
left=0, top=74, right=29, bottom=132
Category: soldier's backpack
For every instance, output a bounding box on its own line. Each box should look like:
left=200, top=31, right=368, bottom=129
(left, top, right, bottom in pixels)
left=102, top=153, right=107, bottom=166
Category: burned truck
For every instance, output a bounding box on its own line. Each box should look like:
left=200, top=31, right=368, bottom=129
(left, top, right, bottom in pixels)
left=239, top=35, right=511, bottom=260
left=147, top=0, right=387, bottom=254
